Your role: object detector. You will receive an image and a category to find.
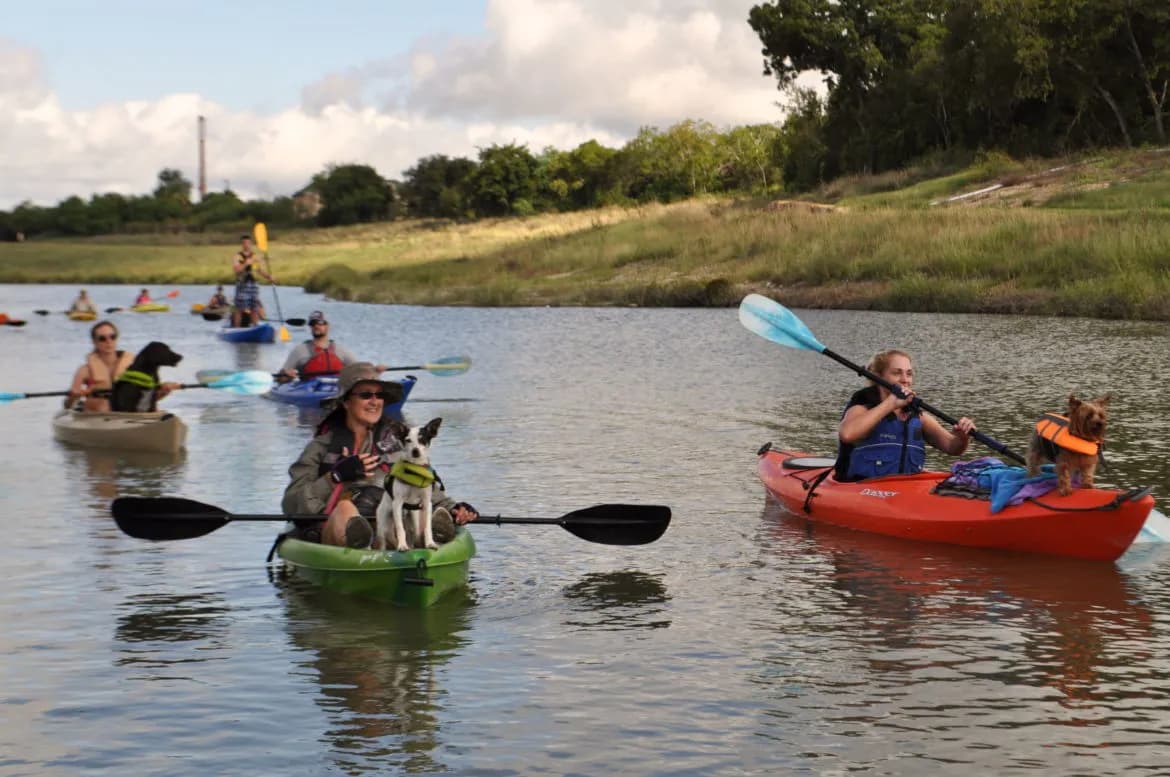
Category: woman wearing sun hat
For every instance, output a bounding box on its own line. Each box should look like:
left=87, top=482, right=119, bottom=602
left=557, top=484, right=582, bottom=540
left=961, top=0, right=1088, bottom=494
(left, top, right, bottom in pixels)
left=282, top=362, right=478, bottom=548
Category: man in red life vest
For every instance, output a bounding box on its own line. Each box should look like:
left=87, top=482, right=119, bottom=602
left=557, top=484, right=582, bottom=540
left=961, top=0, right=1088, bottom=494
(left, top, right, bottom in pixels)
left=279, top=311, right=386, bottom=379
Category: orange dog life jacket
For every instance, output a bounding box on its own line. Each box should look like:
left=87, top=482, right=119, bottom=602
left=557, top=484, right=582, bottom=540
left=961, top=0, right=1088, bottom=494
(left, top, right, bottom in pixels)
left=1034, top=413, right=1100, bottom=455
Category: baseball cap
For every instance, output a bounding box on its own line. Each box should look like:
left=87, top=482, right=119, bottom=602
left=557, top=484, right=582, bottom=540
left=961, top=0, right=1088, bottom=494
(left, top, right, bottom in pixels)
left=308, top=310, right=327, bottom=324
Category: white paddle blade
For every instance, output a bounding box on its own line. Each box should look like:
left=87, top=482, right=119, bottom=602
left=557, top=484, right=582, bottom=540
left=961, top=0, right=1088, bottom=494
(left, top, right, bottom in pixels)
left=738, top=294, right=827, bottom=353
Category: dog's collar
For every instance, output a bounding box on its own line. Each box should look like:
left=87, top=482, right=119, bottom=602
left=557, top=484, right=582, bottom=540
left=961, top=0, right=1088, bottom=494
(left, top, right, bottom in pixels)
left=116, top=369, right=159, bottom=389
left=1035, top=413, right=1101, bottom=456
left=387, top=460, right=436, bottom=489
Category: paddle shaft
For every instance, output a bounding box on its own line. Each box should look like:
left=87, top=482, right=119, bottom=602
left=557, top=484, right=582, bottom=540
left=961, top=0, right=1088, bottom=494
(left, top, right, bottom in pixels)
left=822, top=347, right=1026, bottom=464
left=128, top=512, right=613, bottom=525
left=111, top=496, right=670, bottom=545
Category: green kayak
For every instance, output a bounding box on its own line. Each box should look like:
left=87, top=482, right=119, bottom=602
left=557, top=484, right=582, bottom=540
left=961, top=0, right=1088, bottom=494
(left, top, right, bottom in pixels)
left=275, top=527, right=476, bottom=607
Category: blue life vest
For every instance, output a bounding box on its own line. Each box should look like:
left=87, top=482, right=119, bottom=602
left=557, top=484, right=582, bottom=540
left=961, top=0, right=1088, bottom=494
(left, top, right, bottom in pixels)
left=838, top=405, right=926, bottom=480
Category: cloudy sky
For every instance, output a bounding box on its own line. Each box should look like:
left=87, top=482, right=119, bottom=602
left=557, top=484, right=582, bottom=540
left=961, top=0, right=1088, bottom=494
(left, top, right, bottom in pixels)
left=0, top=0, right=793, bottom=209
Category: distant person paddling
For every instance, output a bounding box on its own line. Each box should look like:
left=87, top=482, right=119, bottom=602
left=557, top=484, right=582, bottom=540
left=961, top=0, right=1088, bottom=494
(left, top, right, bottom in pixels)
left=280, top=311, right=386, bottom=379
left=69, top=289, right=97, bottom=314
left=232, top=234, right=274, bottom=327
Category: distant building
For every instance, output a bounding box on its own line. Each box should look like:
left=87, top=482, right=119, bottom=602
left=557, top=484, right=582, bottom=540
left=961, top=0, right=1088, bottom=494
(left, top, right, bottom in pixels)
left=293, top=189, right=322, bottom=220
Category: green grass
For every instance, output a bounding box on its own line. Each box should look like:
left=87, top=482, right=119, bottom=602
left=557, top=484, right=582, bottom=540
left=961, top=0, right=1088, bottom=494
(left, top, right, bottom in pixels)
left=5, top=146, right=1170, bottom=318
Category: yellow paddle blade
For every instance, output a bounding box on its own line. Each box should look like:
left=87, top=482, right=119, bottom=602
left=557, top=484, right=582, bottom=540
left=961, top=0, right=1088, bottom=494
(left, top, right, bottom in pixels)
left=279, top=325, right=290, bottom=342
left=254, top=222, right=268, bottom=253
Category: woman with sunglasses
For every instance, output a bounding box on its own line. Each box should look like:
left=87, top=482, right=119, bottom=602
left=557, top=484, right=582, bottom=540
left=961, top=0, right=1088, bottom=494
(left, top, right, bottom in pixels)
left=282, top=362, right=479, bottom=548
left=65, top=321, right=135, bottom=412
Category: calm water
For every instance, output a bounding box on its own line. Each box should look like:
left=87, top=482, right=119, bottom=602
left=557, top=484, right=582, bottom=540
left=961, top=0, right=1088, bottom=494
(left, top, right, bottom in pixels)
left=2, top=284, right=1170, bottom=776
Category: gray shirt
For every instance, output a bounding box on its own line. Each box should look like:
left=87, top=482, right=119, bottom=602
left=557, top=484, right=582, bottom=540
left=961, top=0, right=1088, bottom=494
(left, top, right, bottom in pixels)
left=281, top=339, right=360, bottom=374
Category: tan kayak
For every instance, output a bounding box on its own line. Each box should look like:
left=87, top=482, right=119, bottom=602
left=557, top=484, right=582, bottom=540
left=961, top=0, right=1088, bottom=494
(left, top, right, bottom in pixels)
left=51, top=409, right=188, bottom=453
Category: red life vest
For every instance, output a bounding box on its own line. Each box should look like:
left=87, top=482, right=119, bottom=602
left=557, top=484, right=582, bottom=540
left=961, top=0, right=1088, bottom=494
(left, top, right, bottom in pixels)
left=301, top=341, right=342, bottom=376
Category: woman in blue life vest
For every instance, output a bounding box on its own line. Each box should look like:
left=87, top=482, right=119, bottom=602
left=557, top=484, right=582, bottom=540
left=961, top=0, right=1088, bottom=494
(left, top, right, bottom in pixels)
left=835, top=349, right=977, bottom=481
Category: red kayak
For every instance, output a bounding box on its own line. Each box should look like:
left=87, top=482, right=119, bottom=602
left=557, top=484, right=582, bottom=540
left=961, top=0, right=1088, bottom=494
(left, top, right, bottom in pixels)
left=757, top=446, right=1154, bottom=561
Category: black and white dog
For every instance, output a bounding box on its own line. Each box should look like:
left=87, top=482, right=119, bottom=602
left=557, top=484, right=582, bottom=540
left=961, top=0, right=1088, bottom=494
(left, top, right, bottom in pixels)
left=375, top=418, right=442, bottom=551
left=109, top=341, right=183, bottom=412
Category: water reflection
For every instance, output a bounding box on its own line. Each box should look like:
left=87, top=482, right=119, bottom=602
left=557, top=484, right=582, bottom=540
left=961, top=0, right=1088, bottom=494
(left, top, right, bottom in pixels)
left=62, top=444, right=187, bottom=512
left=273, top=573, right=472, bottom=773
left=758, top=504, right=1155, bottom=705
left=113, top=592, right=231, bottom=671
left=562, top=570, right=671, bottom=631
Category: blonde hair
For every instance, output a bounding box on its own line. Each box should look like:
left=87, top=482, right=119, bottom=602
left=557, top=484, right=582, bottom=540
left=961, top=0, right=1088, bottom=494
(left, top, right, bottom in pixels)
left=866, top=349, right=912, bottom=384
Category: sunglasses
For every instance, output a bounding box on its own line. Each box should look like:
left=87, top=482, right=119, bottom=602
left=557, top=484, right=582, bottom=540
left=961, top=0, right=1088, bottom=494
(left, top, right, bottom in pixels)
left=94, top=333, right=118, bottom=342
left=350, top=390, right=389, bottom=401
left=311, top=320, right=328, bottom=326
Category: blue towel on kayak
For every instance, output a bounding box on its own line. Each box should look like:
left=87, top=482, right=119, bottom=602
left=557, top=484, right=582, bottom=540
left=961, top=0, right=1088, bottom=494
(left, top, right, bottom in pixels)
left=985, top=465, right=1058, bottom=513
left=941, top=457, right=1058, bottom=513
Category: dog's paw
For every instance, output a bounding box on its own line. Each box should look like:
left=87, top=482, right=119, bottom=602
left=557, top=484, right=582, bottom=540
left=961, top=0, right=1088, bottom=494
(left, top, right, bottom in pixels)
left=425, top=540, right=439, bottom=550
left=395, top=540, right=410, bottom=552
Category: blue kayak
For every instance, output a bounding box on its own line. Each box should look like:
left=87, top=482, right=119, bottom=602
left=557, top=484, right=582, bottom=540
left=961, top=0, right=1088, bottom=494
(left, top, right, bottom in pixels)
left=218, top=323, right=276, bottom=344
left=267, top=374, right=416, bottom=414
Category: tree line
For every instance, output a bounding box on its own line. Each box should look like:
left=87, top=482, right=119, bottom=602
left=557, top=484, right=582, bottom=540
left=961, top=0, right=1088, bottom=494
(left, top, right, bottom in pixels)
left=748, top=0, right=1169, bottom=184
left=0, top=120, right=787, bottom=239
left=3, top=0, right=1165, bottom=239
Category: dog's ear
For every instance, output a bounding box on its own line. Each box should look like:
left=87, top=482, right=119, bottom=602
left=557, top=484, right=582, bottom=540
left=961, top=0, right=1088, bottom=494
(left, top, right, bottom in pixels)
left=1067, top=394, right=1081, bottom=412
left=1096, top=393, right=1112, bottom=407
left=420, top=417, right=442, bottom=444
left=386, top=420, right=410, bottom=442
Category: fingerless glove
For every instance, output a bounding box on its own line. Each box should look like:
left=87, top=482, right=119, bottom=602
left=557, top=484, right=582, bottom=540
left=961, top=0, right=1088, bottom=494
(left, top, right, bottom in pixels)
left=329, top=455, right=365, bottom=483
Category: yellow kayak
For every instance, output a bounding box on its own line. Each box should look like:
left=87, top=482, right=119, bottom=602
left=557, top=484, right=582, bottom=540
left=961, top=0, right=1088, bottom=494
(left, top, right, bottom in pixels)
left=131, top=303, right=170, bottom=313
left=68, top=310, right=98, bottom=321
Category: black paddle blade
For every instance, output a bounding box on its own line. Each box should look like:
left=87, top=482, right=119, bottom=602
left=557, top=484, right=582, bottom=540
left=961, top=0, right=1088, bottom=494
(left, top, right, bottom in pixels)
left=201, top=311, right=224, bottom=321
left=284, top=317, right=306, bottom=326
left=560, top=504, right=671, bottom=545
left=111, top=496, right=230, bottom=541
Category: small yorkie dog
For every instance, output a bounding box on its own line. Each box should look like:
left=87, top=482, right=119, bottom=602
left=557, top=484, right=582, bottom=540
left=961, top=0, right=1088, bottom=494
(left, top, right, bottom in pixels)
left=1027, top=394, right=1109, bottom=496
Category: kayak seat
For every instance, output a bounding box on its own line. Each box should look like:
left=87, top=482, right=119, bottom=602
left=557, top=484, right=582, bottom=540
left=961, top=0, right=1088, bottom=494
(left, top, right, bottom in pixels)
left=782, top=456, right=836, bottom=470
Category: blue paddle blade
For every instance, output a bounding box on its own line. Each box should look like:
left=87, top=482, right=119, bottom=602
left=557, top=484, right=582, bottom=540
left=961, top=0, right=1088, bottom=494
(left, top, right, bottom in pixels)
left=427, top=356, right=471, bottom=376
left=206, top=370, right=273, bottom=395
left=0, top=391, right=27, bottom=404
left=738, top=294, right=827, bottom=353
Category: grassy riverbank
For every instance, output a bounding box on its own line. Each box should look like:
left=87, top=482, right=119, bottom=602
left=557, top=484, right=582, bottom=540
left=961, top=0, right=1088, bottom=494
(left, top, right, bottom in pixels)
left=4, top=147, right=1170, bottom=318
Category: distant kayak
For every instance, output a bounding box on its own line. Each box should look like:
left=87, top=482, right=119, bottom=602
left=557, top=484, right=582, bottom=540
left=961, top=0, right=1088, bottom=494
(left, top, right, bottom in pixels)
left=191, top=304, right=231, bottom=317
left=52, top=409, right=188, bottom=453
left=131, top=302, right=170, bottom=313
left=68, top=310, right=98, bottom=321
left=217, top=322, right=275, bottom=344
left=268, top=374, right=416, bottom=414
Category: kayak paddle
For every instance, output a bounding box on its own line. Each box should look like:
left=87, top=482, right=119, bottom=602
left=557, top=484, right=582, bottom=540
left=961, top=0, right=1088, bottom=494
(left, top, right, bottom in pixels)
left=738, top=293, right=1026, bottom=464
left=0, top=369, right=274, bottom=404
left=111, top=496, right=672, bottom=545
left=254, top=222, right=291, bottom=342
left=194, top=356, right=470, bottom=385
left=3, top=319, right=26, bottom=327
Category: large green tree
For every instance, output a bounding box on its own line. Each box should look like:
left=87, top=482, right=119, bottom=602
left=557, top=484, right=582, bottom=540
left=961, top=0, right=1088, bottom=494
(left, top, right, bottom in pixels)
left=467, top=144, right=540, bottom=217
left=402, top=155, right=477, bottom=218
left=313, top=164, right=396, bottom=226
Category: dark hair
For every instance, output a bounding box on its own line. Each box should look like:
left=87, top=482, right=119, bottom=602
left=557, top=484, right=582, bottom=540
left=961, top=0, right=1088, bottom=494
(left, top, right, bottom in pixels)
left=90, top=320, right=118, bottom=341
left=240, top=234, right=251, bottom=241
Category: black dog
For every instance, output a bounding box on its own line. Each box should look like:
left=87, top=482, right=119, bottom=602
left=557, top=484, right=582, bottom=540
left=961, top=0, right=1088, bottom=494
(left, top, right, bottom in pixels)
left=109, top=341, right=183, bottom=412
